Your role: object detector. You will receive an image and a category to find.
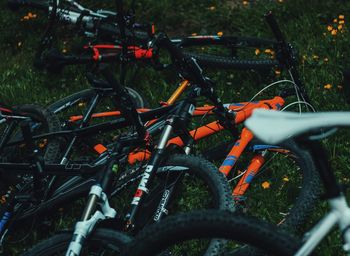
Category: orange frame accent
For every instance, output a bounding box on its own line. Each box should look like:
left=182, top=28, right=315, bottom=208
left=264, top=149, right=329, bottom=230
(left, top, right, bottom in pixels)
left=67, top=79, right=285, bottom=200
left=233, top=154, right=265, bottom=198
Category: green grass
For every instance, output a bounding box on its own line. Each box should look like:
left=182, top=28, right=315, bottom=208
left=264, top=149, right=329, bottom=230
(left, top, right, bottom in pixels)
left=1, top=0, right=350, bottom=255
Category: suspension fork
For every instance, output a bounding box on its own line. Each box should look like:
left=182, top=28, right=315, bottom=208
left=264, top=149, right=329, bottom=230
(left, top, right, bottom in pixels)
left=125, top=100, right=194, bottom=229
left=125, top=120, right=174, bottom=229
left=65, top=154, right=118, bottom=256
left=150, top=126, right=194, bottom=223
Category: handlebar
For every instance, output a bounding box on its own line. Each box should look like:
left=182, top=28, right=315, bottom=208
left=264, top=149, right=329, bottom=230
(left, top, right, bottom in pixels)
left=155, top=33, right=237, bottom=136
left=43, top=48, right=96, bottom=72
left=7, top=0, right=151, bottom=43
left=265, top=11, right=310, bottom=104
left=42, top=45, right=154, bottom=72
left=265, top=11, right=298, bottom=70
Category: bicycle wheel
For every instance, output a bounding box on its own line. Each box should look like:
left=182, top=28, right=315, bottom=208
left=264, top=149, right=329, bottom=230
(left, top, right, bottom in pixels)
left=202, top=138, right=321, bottom=231
left=183, top=51, right=278, bottom=70
left=112, top=154, right=234, bottom=255
left=122, top=209, right=300, bottom=256
left=46, top=86, right=149, bottom=157
left=48, top=87, right=148, bottom=117
left=22, top=228, right=131, bottom=256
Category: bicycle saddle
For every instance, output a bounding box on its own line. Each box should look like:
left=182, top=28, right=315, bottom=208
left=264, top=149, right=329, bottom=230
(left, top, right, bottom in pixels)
left=245, top=109, right=350, bottom=144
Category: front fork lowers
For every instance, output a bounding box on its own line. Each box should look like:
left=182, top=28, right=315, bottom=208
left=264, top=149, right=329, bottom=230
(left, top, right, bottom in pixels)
left=65, top=185, right=116, bottom=256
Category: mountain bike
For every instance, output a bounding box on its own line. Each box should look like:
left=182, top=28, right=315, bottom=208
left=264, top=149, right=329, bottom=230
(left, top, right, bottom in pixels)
left=42, top=10, right=320, bottom=231
left=0, top=74, right=235, bottom=256
left=19, top=26, right=246, bottom=254
left=8, top=0, right=280, bottom=72
left=23, top=8, right=319, bottom=256
left=119, top=109, right=350, bottom=256
left=0, top=4, right=235, bottom=255
left=243, top=109, right=350, bottom=255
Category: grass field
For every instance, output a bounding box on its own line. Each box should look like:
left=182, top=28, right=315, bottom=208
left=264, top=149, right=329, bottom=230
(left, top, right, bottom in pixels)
left=1, top=0, right=350, bottom=255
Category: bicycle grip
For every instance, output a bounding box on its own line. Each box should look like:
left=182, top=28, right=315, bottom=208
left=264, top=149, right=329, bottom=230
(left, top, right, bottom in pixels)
left=42, top=49, right=94, bottom=73
left=7, top=0, right=48, bottom=11
left=343, top=69, right=350, bottom=104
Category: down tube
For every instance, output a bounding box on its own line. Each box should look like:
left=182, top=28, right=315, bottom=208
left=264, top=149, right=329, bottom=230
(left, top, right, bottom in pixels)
left=219, top=128, right=254, bottom=176
left=232, top=154, right=265, bottom=200
left=127, top=121, right=224, bottom=164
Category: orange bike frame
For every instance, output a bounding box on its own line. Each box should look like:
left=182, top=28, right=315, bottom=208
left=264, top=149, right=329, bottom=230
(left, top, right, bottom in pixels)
left=69, top=81, right=285, bottom=199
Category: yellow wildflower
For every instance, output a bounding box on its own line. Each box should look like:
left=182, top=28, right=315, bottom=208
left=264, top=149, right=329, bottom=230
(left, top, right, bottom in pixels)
left=331, top=29, right=337, bottom=36
left=339, top=20, right=345, bottom=25
left=324, top=57, right=329, bottom=62
left=217, top=31, right=223, bottom=37
left=333, top=18, right=338, bottom=23
left=39, top=139, right=48, bottom=149
left=313, top=55, right=319, bottom=60
left=23, top=16, right=30, bottom=20
left=324, top=84, right=332, bottom=89
left=283, top=176, right=289, bottom=182
left=264, top=49, right=272, bottom=54
left=242, top=1, right=249, bottom=6
left=62, top=48, right=67, bottom=53
left=0, top=196, right=6, bottom=204
left=275, top=69, right=281, bottom=76
left=277, top=0, right=283, bottom=2
left=255, top=49, right=260, bottom=55
left=327, top=25, right=333, bottom=31
left=262, top=181, right=271, bottom=189
left=208, top=6, right=216, bottom=11
left=339, top=15, right=345, bottom=20
left=191, top=33, right=197, bottom=36
left=338, top=25, right=343, bottom=30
